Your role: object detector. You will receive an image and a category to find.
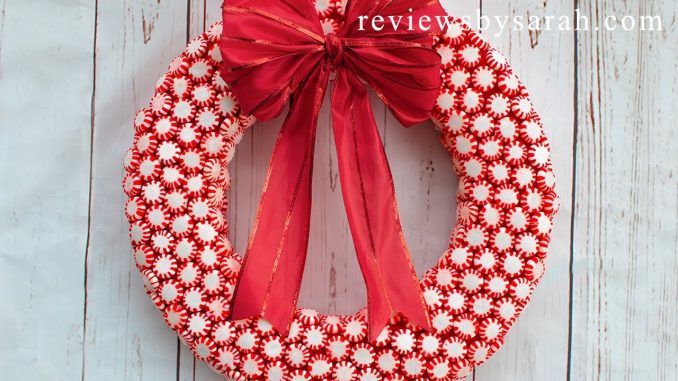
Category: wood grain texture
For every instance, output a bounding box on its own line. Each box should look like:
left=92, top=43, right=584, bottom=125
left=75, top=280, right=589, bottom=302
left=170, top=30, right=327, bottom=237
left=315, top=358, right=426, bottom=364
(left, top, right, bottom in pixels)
left=2, top=0, right=678, bottom=380
left=0, top=0, right=95, bottom=379
left=83, top=1, right=189, bottom=380
left=475, top=1, right=575, bottom=380
left=571, top=1, right=678, bottom=380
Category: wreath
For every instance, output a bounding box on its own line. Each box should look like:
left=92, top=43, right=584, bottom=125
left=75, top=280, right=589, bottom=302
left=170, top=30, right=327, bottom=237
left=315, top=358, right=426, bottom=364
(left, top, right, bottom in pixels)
left=123, top=0, right=559, bottom=380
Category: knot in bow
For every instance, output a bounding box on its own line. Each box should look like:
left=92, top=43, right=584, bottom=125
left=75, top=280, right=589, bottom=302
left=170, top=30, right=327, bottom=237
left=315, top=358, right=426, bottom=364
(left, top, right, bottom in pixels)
left=324, top=33, right=344, bottom=67
left=219, top=0, right=446, bottom=341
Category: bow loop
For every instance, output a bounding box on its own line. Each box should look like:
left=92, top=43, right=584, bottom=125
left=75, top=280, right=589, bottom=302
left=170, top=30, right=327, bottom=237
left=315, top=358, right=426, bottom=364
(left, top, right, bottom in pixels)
left=220, top=0, right=444, bottom=340
left=341, top=40, right=443, bottom=127
left=339, top=0, right=446, bottom=126
left=219, top=2, right=326, bottom=120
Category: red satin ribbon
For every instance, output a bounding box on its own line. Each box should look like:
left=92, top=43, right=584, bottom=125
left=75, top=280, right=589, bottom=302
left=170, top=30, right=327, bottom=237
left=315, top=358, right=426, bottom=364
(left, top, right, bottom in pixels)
left=220, top=0, right=445, bottom=340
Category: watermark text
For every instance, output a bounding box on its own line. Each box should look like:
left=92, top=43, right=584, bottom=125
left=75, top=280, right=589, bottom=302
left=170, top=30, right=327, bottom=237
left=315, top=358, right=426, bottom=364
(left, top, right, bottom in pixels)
left=357, top=9, right=664, bottom=36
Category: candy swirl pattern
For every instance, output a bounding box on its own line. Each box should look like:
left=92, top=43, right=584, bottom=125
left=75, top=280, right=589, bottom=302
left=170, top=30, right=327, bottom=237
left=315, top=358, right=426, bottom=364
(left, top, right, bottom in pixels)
left=123, top=2, right=559, bottom=380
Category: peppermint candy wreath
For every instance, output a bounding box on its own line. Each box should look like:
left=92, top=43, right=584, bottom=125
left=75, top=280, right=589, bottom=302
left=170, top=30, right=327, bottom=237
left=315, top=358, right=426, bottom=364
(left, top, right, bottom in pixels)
left=123, top=1, right=559, bottom=380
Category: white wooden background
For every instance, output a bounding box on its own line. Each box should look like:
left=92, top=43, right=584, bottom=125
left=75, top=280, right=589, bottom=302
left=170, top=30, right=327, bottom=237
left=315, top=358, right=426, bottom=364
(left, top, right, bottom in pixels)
left=1, top=0, right=676, bottom=380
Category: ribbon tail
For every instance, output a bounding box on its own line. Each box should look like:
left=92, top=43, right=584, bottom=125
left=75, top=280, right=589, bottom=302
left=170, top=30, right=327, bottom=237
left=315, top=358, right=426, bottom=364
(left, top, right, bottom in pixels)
left=230, top=64, right=331, bottom=335
left=331, top=69, right=431, bottom=341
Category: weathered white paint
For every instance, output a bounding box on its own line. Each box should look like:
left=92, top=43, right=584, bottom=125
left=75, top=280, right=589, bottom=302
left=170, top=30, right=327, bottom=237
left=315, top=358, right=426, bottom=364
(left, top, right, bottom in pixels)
left=82, top=2, right=192, bottom=381
left=1, top=0, right=677, bottom=380
left=571, top=1, right=678, bottom=380
left=0, top=1, right=94, bottom=380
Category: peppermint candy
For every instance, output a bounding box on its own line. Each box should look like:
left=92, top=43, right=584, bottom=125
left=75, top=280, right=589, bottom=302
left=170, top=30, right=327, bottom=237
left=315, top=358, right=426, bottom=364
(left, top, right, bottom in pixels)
left=124, top=9, right=558, bottom=381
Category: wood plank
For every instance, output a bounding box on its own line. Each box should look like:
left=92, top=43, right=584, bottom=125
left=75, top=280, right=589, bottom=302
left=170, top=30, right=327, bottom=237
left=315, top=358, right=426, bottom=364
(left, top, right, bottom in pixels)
left=204, top=0, right=223, bottom=26
left=571, top=1, right=678, bottom=380
left=82, top=1, right=191, bottom=380
left=188, top=0, right=206, bottom=37
left=0, top=1, right=95, bottom=379
left=473, top=1, right=576, bottom=380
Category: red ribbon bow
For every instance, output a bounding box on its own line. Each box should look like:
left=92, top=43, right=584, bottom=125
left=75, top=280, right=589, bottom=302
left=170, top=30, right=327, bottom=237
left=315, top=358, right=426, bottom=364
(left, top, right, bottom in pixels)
left=220, top=0, right=445, bottom=340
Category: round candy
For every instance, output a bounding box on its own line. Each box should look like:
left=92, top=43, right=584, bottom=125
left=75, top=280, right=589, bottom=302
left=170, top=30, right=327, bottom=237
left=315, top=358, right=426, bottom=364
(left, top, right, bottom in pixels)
left=124, top=10, right=558, bottom=381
